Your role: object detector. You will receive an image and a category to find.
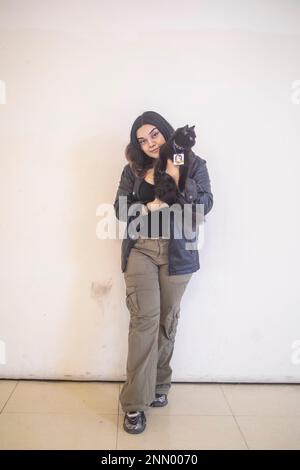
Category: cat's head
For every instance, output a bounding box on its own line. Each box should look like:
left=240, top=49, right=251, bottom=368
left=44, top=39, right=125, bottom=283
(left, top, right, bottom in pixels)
left=172, top=124, right=196, bottom=150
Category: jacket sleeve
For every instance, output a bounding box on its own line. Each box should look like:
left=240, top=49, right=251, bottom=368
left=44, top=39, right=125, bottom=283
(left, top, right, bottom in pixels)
left=113, top=163, right=148, bottom=222
left=176, top=155, right=213, bottom=216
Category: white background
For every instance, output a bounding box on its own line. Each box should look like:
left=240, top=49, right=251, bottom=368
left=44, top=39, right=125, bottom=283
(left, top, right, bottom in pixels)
left=0, top=0, right=299, bottom=381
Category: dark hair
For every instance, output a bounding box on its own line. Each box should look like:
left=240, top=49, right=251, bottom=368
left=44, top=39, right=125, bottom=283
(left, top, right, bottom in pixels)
left=125, top=110, right=175, bottom=178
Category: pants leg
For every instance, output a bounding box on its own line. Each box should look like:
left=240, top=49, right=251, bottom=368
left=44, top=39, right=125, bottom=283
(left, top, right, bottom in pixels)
left=156, top=264, right=193, bottom=395
left=119, top=239, right=161, bottom=413
left=119, top=237, right=193, bottom=412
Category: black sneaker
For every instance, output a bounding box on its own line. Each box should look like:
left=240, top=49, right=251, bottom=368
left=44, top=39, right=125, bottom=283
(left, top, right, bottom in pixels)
left=150, top=393, right=168, bottom=407
left=123, top=411, right=146, bottom=434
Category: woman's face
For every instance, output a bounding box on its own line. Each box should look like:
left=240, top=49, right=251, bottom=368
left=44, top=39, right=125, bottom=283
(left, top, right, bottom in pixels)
left=136, top=124, right=166, bottom=159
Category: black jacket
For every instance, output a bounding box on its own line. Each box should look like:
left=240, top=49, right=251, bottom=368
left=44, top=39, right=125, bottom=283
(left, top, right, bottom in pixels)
left=113, top=152, right=213, bottom=275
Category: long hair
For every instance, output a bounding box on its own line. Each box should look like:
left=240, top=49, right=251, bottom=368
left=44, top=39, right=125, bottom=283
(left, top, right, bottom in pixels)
left=125, top=110, right=175, bottom=178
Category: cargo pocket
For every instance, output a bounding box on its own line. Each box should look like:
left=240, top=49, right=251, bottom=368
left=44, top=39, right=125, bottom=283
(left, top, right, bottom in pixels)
left=125, top=286, right=139, bottom=314
left=163, top=307, right=180, bottom=342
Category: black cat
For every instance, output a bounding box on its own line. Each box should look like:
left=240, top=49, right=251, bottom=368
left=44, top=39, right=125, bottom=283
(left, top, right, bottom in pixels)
left=153, top=124, right=196, bottom=206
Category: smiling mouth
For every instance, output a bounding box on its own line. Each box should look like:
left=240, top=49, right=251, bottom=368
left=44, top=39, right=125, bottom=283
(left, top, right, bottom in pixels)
left=152, top=148, right=159, bottom=152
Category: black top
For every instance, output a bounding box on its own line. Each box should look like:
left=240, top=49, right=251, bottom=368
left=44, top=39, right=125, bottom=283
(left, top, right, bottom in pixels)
left=139, top=178, right=155, bottom=202
left=137, top=179, right=170, bottom=238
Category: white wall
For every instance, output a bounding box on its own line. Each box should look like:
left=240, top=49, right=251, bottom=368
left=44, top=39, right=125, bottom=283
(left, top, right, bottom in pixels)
left=0, top=0, right=299, bottom=381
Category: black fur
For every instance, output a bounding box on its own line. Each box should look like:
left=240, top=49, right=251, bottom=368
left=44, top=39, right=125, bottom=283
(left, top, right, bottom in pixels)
left=153, top=124, right=196, bottom=205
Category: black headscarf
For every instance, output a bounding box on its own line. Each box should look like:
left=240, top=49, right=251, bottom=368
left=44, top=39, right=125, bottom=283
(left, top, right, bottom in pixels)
left=130, top=111, right=175, bottom=149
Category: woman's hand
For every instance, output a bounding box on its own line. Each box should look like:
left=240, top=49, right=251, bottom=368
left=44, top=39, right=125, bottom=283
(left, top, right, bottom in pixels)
left=146, top=198, right=169, bottom=212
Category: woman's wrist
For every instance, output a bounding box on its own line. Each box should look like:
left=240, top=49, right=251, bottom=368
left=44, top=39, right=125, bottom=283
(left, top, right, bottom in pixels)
left=141, top=204, right=149, bottom=215
left=146, top=198, right=169, bottom=211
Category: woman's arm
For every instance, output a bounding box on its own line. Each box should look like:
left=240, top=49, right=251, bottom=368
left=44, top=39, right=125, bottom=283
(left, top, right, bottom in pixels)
left=146, top=198, right=169, bottom=211
left=113, top=164, right=148, bottom=221
left=142, top=156, right=213, bottom=216
left=175, top=156, right=213, bottom=216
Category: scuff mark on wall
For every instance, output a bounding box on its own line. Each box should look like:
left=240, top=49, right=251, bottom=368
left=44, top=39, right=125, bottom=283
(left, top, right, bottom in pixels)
left=90, top=278, right=113, bottom=303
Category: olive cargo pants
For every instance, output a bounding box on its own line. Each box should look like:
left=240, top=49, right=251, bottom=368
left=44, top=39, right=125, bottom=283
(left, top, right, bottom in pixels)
left=120, top=237, right=193, bottom=413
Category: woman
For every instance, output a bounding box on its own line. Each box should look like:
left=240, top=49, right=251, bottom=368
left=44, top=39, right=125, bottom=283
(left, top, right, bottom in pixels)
left=113, top=111, right=213, bottom=434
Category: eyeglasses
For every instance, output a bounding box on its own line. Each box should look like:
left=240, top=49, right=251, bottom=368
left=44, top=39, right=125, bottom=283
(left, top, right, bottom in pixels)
left=137, top=128, right=162, bottom=147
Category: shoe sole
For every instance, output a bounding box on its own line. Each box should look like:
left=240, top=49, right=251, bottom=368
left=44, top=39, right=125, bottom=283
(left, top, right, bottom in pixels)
left=123, top=423, right=146, bottom=434
left=150, top=397, right=168, bottom=407
left=123, top=417, right=146, bottom=434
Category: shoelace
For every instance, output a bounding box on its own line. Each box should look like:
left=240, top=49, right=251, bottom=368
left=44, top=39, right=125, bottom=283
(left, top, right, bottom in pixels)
left=155, top=394, right=166, bottom=402
left=127, top=411, right=140, bottom=423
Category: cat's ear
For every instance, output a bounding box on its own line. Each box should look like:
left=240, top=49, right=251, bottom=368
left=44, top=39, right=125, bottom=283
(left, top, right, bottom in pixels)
left=190, top=125, right=195, bottom=129
left=185, top=124, right=189, bottom=128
